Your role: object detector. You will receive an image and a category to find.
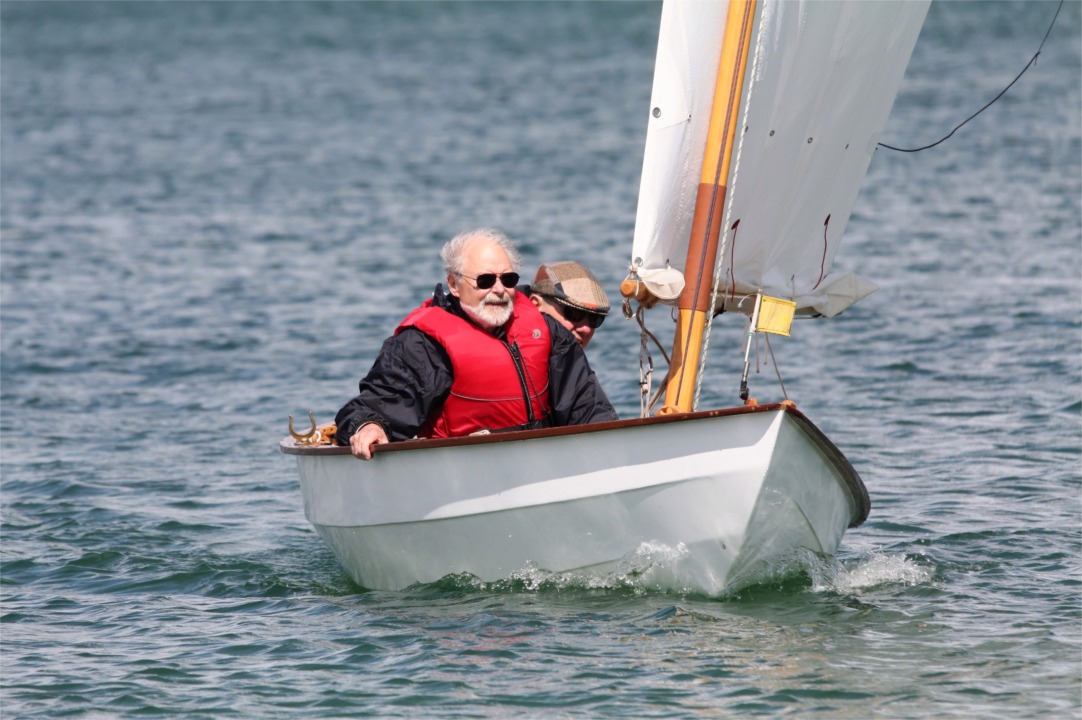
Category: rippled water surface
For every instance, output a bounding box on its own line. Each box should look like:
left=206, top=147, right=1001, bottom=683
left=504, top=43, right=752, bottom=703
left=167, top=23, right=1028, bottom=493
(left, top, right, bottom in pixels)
left=2, top=2, right=1080, bottom=717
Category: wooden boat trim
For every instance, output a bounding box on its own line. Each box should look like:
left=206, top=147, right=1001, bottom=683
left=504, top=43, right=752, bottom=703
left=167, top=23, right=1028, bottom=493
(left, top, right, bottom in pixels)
left=280, top=401, right=789, bottom=456
left=279, top=402, right=869, bottom=528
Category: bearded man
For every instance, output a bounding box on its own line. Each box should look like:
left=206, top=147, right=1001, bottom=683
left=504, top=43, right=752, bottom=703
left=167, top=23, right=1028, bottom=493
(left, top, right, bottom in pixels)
left=335, top=228, right=618, bottom=459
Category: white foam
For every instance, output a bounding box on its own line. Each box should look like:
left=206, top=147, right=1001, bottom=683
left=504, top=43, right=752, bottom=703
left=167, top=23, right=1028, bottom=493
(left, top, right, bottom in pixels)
left=811, top=551, right=934, bottom=593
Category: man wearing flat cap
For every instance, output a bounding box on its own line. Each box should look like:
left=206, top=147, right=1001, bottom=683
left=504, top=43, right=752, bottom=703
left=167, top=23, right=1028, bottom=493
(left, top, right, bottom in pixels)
left=525, top=261, right=610, bottom=349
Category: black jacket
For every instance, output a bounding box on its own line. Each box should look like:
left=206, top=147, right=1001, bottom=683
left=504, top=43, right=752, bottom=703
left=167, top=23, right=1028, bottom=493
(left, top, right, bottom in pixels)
left=335, top=286, right=618, bottom=443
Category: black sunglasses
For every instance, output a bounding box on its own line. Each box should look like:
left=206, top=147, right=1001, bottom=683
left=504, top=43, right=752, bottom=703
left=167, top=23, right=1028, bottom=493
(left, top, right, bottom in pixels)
left=547, top=297, right=605, bottom=329
left=458, top=272, right=520, bottom=290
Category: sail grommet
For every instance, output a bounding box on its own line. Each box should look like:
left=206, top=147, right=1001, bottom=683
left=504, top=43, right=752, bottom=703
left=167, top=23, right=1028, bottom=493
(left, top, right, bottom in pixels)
left=652, top=107, right=661, bottom=118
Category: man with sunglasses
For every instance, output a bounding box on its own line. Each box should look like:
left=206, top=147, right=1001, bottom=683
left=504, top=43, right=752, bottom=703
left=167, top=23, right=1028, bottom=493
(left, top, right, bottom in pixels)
left=525, top=262, right=609, bottom=350
left=336, top=228, right=618, bottom=459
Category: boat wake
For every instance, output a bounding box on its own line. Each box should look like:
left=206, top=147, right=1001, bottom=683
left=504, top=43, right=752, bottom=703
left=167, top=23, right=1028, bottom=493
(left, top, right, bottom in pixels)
left=805, top=550, right=935, bottom=594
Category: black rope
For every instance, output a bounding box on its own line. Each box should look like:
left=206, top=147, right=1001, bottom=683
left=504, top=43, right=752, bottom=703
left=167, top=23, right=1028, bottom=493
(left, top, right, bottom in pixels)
left=878, top=0, right=1064, bottom=153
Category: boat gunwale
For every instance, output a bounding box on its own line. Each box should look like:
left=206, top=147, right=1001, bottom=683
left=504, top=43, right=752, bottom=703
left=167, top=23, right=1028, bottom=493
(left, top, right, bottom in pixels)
left=280, top=401, right=791, bottom=456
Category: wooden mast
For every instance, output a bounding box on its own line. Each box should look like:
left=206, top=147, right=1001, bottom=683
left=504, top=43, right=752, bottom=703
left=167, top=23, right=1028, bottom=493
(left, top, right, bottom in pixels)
left=658, top=0, right=758, bottom=415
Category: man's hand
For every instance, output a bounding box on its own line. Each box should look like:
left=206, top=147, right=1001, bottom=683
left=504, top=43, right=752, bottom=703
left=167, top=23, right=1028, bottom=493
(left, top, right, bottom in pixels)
left=349, top=422, right=389, bottom=460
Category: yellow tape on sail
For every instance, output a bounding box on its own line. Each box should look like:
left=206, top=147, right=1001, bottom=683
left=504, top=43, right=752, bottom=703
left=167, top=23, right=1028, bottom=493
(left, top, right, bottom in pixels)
left=755, top=295, right=796, bottom=336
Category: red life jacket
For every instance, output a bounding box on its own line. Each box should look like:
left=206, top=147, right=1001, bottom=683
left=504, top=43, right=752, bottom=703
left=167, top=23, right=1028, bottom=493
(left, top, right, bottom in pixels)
left=396, top=293, right=552, bottom=438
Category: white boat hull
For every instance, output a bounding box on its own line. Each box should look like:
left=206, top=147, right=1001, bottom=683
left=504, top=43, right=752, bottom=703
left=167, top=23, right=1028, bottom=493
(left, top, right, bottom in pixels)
left=282, top=404, right=868, bottom=595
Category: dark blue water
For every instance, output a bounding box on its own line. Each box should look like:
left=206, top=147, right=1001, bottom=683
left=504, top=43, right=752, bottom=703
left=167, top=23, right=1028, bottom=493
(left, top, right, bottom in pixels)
left=3, top=2, right=1079, bottom=717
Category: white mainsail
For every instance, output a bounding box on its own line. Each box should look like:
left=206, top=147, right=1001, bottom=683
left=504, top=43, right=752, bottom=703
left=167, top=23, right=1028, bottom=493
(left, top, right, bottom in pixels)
left=630, top=0, right=930, bottom=317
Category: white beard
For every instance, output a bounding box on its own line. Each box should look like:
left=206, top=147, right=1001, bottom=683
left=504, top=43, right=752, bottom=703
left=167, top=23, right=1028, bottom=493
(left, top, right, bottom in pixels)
left=462, top=293, right=514, bottom=330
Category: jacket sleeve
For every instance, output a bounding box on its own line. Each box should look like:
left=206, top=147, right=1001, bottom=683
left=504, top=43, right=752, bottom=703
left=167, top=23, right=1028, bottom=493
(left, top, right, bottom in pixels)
left=544, top=317, right=619, bottom=426
left=334, top=328, right=454, bottom=443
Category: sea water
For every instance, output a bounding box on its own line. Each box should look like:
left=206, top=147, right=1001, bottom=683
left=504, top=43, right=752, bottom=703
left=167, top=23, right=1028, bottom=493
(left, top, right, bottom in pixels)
left=2, top=1, right=1079, bottom=717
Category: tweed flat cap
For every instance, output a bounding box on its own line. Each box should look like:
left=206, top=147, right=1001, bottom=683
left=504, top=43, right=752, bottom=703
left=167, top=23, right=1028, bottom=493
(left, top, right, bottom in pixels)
left=531, top=261, right=610, bottom=316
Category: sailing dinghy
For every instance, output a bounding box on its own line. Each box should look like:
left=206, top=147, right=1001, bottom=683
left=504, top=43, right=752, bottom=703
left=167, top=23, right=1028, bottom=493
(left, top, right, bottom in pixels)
left=282, top=0, right=930, bottom=595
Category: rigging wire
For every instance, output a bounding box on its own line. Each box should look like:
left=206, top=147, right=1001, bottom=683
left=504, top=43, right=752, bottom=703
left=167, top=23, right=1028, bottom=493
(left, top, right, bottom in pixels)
left=636, top=305, right=671, bottom=367
left=878, top=0, right=1064, bottom=153
left=635, top=305, right=671, bottom=417
left=763, top=335, right=788, bottom=402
